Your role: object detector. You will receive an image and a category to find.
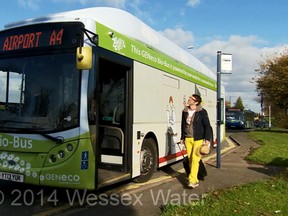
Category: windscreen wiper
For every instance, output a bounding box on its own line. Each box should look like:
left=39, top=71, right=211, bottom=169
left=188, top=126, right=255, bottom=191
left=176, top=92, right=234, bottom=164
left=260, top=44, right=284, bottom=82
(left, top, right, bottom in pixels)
left=40, top=133, right=64, bottom=144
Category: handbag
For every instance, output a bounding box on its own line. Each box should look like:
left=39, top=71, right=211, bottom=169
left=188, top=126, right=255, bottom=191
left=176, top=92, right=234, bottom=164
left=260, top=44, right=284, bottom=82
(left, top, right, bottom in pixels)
left=198, top=159, right=207, bottom=180
left=182, top=156, right=190, bottom=176
left=177, top=142, right=208, bottom=179
left=177, top=142, right=191, bottom=176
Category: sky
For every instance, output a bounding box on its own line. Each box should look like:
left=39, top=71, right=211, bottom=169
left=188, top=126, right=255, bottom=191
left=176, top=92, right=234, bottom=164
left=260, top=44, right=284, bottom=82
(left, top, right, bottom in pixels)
left=1, top=0, right=288, bottom=113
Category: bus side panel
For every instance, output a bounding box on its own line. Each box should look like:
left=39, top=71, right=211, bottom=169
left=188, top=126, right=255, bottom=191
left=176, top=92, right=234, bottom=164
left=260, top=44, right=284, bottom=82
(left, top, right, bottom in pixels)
left=131, top=58, right=219, bottom=177
left=132, top=62, right=162, bottom=178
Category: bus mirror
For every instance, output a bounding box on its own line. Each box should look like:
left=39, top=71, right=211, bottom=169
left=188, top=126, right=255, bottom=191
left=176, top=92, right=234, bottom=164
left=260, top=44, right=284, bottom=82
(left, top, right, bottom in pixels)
left=76, top=47, right=92, bottom=70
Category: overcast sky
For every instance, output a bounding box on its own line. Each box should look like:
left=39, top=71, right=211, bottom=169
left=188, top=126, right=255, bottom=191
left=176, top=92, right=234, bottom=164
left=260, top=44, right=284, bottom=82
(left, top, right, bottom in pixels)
left=1, top=0, right=288, bottom=112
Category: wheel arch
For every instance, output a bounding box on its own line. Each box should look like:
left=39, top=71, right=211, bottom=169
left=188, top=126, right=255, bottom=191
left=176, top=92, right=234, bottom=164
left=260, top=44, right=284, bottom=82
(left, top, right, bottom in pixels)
left=143, top=131, right=159, bottom=167
left=133, top=131, right=159, bottom=183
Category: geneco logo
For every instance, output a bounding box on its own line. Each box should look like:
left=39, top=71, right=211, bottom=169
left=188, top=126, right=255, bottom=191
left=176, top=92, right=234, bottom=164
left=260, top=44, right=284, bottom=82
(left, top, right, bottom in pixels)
left=112, top=37, right=126, bottom=51
left=40, top=174, right=80, bottom=182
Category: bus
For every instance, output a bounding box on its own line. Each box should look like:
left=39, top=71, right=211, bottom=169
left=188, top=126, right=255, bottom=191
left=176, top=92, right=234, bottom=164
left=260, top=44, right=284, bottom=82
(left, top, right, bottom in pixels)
left=0, top=7, right=221, bottom=189
left=226, top=108, right=255, bottom=129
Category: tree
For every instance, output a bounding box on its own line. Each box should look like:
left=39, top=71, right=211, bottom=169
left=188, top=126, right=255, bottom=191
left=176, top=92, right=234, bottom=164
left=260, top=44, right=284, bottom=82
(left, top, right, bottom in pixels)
left=233, top=96, right=245, bottom=109
left=254, top=49, right=288, bottom=127
left=256, top=50, right=288, bottom=108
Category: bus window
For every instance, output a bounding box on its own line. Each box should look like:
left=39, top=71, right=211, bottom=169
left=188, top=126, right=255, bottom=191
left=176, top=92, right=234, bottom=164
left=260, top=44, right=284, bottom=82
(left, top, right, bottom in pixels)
left=99, top=59, right=125, bottom=127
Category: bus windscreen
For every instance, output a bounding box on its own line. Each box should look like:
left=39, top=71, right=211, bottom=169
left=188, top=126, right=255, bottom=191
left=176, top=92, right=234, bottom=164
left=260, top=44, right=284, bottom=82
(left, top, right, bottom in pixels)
left=0, top=22, right=84, bottom=132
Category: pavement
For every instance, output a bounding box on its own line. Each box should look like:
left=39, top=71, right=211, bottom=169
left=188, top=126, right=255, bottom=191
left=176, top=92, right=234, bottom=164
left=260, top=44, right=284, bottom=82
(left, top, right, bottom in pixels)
left=66, top=131, right=284, bottom=216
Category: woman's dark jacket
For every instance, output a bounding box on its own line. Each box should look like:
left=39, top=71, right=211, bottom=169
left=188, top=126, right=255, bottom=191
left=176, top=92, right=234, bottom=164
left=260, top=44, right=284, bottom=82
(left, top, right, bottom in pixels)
left=180, top=105, right=212, bottom=141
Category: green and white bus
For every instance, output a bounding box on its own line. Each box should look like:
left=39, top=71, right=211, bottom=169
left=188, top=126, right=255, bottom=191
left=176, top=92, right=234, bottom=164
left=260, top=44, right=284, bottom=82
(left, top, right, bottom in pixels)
left=0, top=7, right=221, bottom=189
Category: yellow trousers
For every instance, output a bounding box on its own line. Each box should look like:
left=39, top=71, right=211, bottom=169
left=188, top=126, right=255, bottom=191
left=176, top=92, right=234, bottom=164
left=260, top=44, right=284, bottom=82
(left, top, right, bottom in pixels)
left=185, top=137, right=203, bottom=184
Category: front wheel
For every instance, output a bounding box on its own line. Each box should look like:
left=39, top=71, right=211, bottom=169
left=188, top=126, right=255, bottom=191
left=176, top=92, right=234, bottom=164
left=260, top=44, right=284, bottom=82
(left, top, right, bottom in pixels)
left=134, top=138, right=157, bottom=183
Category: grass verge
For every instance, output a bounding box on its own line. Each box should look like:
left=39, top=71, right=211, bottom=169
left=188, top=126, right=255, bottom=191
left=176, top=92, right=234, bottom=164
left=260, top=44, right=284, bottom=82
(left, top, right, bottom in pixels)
left=161, top=131, right=288, bottom=216
left=247, top=131, right=288, bottom=166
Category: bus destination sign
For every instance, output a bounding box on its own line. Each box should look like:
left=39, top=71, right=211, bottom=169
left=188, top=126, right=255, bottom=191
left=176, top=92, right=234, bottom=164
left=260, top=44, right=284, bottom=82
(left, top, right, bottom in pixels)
left=2, top=29, right=63, bottom=51
left=0, top=22, right=83, bottom=54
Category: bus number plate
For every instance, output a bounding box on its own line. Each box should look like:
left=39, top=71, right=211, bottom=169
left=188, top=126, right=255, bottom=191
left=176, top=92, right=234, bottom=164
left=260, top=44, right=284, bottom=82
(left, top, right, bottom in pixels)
left=0, top=171, right=24, bottom=183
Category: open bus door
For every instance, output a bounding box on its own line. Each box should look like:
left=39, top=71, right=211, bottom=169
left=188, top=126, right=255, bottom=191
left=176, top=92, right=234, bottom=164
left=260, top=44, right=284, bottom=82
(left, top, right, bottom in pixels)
left=96, top=51, right=133, bottom=188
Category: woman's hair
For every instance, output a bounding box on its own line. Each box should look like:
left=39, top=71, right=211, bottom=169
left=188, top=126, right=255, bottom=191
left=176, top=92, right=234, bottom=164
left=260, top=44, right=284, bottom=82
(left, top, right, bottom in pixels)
left=192, top=94, right=202, bottom=105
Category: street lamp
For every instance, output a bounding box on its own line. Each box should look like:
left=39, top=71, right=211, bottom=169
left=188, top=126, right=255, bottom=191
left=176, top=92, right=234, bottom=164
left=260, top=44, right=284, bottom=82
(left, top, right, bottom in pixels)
left=229, top=96, right=236, bottom=107
left=268, top=103, right=271, bottom=129
left=259, top=91, right=272, bottom=129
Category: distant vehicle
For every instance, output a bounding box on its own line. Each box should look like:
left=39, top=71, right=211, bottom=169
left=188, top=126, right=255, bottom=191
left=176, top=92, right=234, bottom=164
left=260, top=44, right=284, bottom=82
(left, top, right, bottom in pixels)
left=226, top=108, right=255, bottom=129
left=254, top=119, right=269, bottom=128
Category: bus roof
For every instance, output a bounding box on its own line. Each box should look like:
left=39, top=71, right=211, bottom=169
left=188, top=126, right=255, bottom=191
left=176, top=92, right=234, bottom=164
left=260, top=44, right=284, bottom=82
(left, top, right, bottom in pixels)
left=4, top=7, right=216, bottom=81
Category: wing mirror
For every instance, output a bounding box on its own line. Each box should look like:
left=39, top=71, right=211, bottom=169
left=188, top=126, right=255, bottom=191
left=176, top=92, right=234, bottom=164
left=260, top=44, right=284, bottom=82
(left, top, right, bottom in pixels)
left=76, top=47, right=92, bottom=70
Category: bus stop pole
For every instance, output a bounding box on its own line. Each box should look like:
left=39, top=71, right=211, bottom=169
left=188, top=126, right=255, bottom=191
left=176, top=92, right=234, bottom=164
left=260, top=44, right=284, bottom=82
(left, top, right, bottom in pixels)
left=216, top=51, right=222, bottom=169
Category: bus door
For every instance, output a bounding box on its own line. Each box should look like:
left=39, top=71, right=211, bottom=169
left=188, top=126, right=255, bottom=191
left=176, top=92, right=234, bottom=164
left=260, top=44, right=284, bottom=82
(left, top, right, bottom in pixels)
left=96, top=54, right=132, bottom=188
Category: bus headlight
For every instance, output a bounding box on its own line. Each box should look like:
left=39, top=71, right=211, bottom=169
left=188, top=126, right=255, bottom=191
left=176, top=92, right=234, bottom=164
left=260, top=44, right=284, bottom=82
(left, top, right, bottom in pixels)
left=50, top=155, right=57, bottom=163
left=58, top=150, right=65, bottom=158
left=67, top=143, right=73, bottom=151
left=45, top=140, right=78, bottom=166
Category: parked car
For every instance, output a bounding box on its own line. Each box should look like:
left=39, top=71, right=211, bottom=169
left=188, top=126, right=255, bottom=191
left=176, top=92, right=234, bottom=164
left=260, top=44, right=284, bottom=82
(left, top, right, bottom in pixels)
left=254, top=119, right=270, bottom=128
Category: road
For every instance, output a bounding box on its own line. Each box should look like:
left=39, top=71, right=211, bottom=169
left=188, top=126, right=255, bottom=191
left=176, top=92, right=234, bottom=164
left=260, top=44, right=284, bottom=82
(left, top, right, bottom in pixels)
left=0, top=131, right=239, bottom=216
left=0, top=151, right=204, bottom=216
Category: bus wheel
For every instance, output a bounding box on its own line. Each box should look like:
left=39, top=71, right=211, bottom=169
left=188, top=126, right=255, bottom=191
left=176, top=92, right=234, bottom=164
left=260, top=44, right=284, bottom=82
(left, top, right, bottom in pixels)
left=134, top=138, right=157, bottom=183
